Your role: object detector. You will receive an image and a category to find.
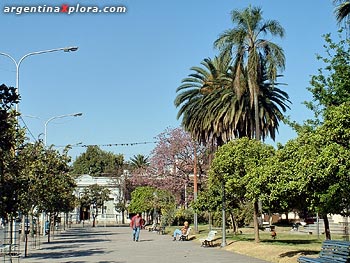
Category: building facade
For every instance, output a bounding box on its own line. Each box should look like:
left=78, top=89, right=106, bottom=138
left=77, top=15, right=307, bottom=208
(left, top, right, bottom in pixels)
left=72, top=174, right=127, bottom=226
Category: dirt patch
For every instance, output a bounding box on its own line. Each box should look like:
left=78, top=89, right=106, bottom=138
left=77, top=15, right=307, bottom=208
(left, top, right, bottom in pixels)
left=223, top=240, right=317, bottom=263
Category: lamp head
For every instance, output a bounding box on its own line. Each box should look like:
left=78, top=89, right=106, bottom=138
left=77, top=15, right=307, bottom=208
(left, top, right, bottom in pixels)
left=73, top=112, right=83, bottom=117
left=64, top=46, right=79, bottom=52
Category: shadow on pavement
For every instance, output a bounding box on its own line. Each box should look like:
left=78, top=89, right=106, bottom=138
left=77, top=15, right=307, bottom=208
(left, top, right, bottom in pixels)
left=27, top=247, right=107, bottom=261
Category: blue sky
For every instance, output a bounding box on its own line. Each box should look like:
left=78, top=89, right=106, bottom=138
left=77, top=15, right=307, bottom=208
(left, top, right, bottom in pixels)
left=0, top=1, right=340, bottom=161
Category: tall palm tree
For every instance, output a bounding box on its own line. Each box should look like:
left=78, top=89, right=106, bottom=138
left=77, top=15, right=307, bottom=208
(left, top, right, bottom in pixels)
left=214, top=6, right=285, bottom=141
left=213, top=6, right=286, bottom=243
left=334, top=0, right=350, bottom=24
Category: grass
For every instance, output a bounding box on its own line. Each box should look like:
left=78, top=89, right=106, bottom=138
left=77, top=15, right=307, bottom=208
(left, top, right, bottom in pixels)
left=166, top=224, right=339, bottom=263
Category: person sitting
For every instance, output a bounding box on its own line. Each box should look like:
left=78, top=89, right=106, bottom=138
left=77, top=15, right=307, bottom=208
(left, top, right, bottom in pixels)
left=172, top=221, right=189, bottom=241
left=271, top=229, right=277, bottom=239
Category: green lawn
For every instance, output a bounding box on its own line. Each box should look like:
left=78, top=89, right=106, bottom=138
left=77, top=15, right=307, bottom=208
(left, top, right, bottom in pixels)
left=165, top=224, right=349, bottom=263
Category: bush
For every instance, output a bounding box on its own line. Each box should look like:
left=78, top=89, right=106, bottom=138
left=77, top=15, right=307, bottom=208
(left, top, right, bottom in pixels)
left=172, top=207, right=194, bottom=226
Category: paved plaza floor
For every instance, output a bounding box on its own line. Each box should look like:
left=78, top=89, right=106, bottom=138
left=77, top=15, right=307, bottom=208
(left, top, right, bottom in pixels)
left=15, top=226, right=271, bottom=263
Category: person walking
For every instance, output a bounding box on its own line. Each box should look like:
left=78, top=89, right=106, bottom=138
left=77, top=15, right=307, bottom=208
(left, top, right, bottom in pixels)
left=130, top=213, right=143, bottom=242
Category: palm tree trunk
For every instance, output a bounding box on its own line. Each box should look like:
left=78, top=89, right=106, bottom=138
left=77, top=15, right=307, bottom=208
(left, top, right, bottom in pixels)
left=248, top=72, right=261, bottom=141
left=254, top=93, right=260, bottom=141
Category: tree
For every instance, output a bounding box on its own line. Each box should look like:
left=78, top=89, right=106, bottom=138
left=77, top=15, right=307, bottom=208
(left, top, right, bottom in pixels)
left=80, top=184, right=110, bottom=227
left=72, top=145, right=124, bottom=176
left=334, top=0, right=350, bottom=24
left=268, top=104, right=350, bottom=240
left=128, top=186, right=175, bottom=224
left=129, top=127, right=209, bottom=206
left=214, top=6, right=285, bottom=141
left=0, top=84, right=24, bottom=224
left=150, top=127, right=208, bottom=205
left=13, top=140, right=76, bottom=243
left=128, top=186, right=156, bottom=215
left=305, top=32, right=350, bottom=124
left=174, top=55, right=233, bottom=146
left=209, top=138, right=275, bottom=242
left=176, top=56, right=290, bottom=147
left=129, top=154, right=150, bottom=170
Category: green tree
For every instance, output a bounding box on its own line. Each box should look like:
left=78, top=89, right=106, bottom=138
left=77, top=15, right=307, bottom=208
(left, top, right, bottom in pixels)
left=175, top=55, right=289, bottom=148
left=0, top=84, right=24, bottom=222
left=306, top=32, right=350, bottom=124
left=128, top=186, right=157, bottom=215
left=175, top=55, right=233, bottom=146
left=129, top=154, right=149, bottom=170
left=270, top=104, right=350, bottom=240
left=281, top=31, right=350, bottom=240
left=214, top=6, right=285, bottom=141
left=209, top=138, right=275, bottom=242
left=72, top=145, right=124, bottom=176
left=15, top=141, right=76, bottom=242
left=80, top=184, right=110, bottom=227
left=128, top=186, right=175, bottom=224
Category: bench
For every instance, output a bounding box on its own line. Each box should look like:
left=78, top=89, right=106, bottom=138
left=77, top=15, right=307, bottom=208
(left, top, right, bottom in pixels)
left=147, top=223, right=165, bottom=235
left=179, top=227, right=191, bottom=241
left=200, top=230, right=217, bottom=247
left=157, top=226, right=165, bottom=235
left=0, top=244, right=21, bottom=262
left=298, top=240, right=350, bottom=263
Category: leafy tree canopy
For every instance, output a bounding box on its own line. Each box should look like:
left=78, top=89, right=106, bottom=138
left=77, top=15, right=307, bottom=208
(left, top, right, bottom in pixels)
left=80, top=184, right=110, bottom=212
left=128, top=186, right=175, bottom=216
left=72, top=145, right=124, bottom=176
left=305, top=32, right=350, bottom=125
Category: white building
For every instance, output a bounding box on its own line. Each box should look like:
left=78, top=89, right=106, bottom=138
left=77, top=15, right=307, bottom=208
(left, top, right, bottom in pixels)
left=72, top=174, right=127, bottom=226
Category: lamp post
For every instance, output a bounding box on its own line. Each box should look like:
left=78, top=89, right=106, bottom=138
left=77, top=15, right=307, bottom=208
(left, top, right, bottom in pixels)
left=44, top=112, right=83, bottom=146
left=193, top=144, right=198, bottom=233
left=221, top=180, right=227, bottom=247
left=41, top=112, right=82, bottom=236
left=0, top=46, right=79, bottom=113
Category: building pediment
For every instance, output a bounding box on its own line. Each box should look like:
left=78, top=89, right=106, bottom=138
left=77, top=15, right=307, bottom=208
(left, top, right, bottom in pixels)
left=75, top=174, right=119, bottom=187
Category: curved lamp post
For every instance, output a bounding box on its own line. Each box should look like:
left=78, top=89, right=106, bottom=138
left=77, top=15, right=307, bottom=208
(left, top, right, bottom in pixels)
left=0, top=46, right=79, bottom=113
left=44, top=112, right=83, bottom=146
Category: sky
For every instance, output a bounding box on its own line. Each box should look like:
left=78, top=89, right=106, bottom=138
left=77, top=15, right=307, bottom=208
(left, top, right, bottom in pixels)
left=0, top=1, right=340, bottom=162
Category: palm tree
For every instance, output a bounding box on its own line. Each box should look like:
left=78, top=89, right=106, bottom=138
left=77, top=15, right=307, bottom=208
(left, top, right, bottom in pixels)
left=334, top=0, right=350, bottom=24
left=129, top=154, right=150, bottom=170
left=175, top=54, right=233, bottom=147
left=213, top=6, right=286, bottom=243
left=175, top=54, right=290, bottom=147
left=214, top=6, right=285, bottom=141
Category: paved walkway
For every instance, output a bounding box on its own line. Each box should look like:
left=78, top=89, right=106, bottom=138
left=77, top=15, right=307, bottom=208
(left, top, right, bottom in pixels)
left=17, top=226, right=271, bottom=263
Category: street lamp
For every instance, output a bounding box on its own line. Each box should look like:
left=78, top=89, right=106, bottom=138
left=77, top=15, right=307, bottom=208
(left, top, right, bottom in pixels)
left=0, top=46, right=79, bottom=113
left=44, top=112, right=83, bottom=146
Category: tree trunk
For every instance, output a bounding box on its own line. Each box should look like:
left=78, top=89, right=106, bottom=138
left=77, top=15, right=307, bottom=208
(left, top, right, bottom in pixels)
left=323, top=214, right=331, bottom=240
left=229, top=212, right=238, bottom=234
left=21, top=214, right=26, bottom=242
left=253, top=201, right=260, bottom=242
left=47, top=215, right=51, bottom=243
left=247, top=69, right=261, bottom=141
left=92, top=215, right=96, bottom=227
left=254, top=91, right=260, bottom=141
left=121, top=209, right=125, bottom=224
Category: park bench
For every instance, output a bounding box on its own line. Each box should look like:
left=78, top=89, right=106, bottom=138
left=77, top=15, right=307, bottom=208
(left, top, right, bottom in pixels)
left=179, top=227, right=191, bottom=241
left=147, top=223, right=165, bottom=235
left=298, top=240, right=350, bottom=263
left=157, top=226, right=165, bottom=235
left=0, top=244, right=20, bottom=262
left=200, top=230, right=217, bottom=247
